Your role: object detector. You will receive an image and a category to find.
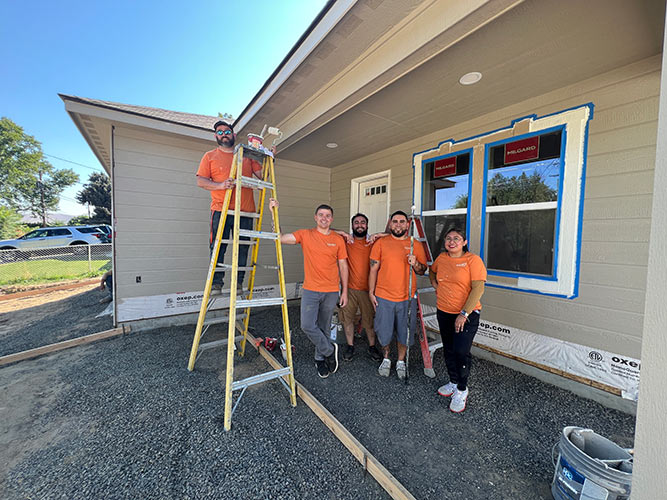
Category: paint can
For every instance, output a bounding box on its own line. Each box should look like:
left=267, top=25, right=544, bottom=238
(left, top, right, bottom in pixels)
left=551, top=426, right=632, bottom=500
left=247, top=133, right=263, bottom=149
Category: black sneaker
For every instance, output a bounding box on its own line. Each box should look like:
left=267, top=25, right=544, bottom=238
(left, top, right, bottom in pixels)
left=343, top=344, right=354, bottom=361
left=326, top=343, right=339, bottom=374
left=315, top=359, right=329, bottom=379
left=367, top=344, right=383, bottom=362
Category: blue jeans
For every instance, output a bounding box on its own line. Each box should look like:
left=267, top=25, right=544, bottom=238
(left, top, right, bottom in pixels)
left=210, top=211, right=253, bottom=286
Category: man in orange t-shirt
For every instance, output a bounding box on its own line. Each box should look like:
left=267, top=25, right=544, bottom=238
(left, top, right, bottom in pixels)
left=270, top=199, right=348, bottom=379
left=368, top=210, right=427, bottom=380
left=196, top=120, right=262, bottom=294
left=337, top=213, right=382, bottom=362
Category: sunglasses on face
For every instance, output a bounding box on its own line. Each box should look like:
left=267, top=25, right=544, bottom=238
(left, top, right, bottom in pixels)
left=216, top=130, right=233, bottom=136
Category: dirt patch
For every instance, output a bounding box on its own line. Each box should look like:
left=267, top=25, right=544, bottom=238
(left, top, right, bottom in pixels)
left=0, top=283, right=99, bottom=315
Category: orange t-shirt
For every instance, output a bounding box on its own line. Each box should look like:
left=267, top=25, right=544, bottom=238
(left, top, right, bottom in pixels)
left=369, top=236, right=427, bottom=302
left=196, top=149, right=262, bottom=212
left=294, top=228, right=348, bottom=293
left=430, top=252, right=487, bottom=314
left=346, top=238, right=374, bottom=291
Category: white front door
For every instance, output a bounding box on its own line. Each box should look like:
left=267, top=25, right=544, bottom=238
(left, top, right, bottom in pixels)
left=357, top=176, right=389, bottom=234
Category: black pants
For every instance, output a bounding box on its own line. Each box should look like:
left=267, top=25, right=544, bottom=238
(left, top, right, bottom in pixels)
left=210, top=211, right=253, bottom=286
left=436, top=309, right=479, bottom=391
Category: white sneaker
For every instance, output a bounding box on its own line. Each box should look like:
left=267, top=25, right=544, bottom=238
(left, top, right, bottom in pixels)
left=437, top=382, right=457, bottom=397
left=396, top=360, right=406, bottom=380
left=450, top=388, right=469, bottom=413
left=378, top=358, right=391, bottom=377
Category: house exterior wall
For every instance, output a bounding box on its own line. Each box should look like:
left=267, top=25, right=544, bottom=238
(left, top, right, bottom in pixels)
left=330, top=56, right=660, bottom=359
left=112, top=125, right=329, bottom=322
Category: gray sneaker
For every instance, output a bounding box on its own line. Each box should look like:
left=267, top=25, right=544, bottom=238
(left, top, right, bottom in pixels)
left=210, top=284, right=223, bottom=295
left=396, top=360, right=406, bottom=380
left=378, top=358, right=391, bottom=377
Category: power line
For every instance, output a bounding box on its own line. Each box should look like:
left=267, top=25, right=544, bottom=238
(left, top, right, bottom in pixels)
left=44, top=153, right=104, bottom=172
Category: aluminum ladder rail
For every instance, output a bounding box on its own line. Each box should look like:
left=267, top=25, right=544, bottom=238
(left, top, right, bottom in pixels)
left=187, top=145, right=296, bottom=431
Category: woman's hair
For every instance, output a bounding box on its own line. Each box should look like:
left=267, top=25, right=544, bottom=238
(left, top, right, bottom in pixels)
left=444, top=226, right=469, bottom=253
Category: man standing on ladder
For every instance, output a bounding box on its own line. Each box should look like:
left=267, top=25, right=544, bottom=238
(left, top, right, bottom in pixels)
left=196, top=120, right=262, bottom=295
left=338, top=213, right=383, bottom=362
left=269, top=199, right=349, bottom=379
left=368, top=210, right=427, bottom=379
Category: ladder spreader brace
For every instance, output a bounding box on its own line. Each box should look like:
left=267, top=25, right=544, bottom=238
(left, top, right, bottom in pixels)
left=187, top=144, right=296, bottom=431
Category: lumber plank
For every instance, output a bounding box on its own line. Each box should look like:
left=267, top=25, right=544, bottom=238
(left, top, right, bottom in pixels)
left=0, top=326, right=128, bottom=366
left=245, top=331, right=416, bottom=500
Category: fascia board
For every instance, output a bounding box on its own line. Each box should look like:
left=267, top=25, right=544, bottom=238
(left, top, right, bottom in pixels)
left=63, top=100, right=212, bottom=141
left=234, top=0, right=358, bottom=132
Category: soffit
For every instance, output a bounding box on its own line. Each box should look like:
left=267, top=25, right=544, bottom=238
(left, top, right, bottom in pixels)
left=276, top=0, right=665, bottom=167
left=239, top=0, right=425, bottom=138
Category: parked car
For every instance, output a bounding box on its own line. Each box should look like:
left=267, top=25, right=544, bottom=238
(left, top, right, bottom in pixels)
left=93, top=224, right=112, bottom=240
left=0, top=225, right=109, bottom=250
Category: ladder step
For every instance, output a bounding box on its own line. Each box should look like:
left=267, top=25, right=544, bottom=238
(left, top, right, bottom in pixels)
left=218, top=239, right=257, bottom=245
left=238, top=229, right=279, bottom=240
left=235, top=297, right=286, bottom=308
left=232, top=367, right=292, bottom=391
left=239, top=176, right=274, bottom=190
left=203, top=314, right=247, bottom=327
left=227, top=210, right=261, bottom=219
left=215, top=264, right=254, bottom=272
left=417, top=286, right=435, bottom=294
left=198, top=335, right=245, bottom=352
left=422, top=313, right=437, bottom=321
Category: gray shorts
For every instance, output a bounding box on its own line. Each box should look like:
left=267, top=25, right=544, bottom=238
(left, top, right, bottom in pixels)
left=374, top=296, right=417, bottom=347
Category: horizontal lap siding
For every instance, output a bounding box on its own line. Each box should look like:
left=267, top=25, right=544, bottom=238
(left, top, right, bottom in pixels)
left=330, top=56, right=660, bottom=358
left=114, top=128, right=328, bottom=302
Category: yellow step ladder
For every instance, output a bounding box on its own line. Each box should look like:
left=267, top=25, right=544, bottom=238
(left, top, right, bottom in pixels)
left=187, top=144, right=296, bottom=431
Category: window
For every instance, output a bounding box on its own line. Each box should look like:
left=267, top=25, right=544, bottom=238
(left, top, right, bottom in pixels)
left=483, top=129, right=563, bottom=278
left=50, top=228, right=73, bottom=236
left=22, top=230, right=47, bottom=239
left=421, top=151, right=471, bottom=259
left=412, top=104, right=594, bottom=298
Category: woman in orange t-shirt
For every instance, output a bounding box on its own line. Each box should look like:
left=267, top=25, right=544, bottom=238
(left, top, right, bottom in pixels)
left=429, top=227, right=487, bottom=414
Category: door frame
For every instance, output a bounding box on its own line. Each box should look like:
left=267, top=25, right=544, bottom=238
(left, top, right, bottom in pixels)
left=349, top=169, right=391, bottom=229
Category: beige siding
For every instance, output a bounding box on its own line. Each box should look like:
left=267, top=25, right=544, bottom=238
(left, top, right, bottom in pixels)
left=113, top=126, right=329, bottom=305
left=331, top=56, right=660, bottom=358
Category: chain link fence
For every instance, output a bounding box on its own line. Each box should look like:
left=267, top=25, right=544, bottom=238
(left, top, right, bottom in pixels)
left=0, top=244, right=112, bottom=286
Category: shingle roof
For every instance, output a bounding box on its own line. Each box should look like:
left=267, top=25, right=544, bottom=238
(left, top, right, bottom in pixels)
left=59, top=94, right=220, bottom=131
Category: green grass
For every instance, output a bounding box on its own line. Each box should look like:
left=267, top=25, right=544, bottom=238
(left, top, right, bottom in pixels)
left=0, top=258, right=112, bottom=286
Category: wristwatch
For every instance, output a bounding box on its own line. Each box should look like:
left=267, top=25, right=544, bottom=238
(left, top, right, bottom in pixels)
left=459, top=310, right=469, bottom=318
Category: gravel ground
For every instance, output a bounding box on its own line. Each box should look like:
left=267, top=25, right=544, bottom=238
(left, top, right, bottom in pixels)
left=0, top=287, right=112, bottom=357
left=0, top=317, right=389, bottom=500
left=1, top=299, right=636, bottom=500
left=249, top=305, right=636, bottom=500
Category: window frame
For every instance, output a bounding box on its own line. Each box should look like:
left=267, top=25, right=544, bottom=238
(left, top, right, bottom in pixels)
left=420, top=148, right=474, bottom=241
left=412, top=103, right=594, bottom=299
left=481, top=125, right=567, bottom=281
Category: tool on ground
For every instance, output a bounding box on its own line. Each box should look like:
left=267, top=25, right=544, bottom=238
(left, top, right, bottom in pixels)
left=187, top=133, right=296, bottom=431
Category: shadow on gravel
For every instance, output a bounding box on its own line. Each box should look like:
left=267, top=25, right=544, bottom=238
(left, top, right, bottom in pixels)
left=0, top=288, right=113, bottom=357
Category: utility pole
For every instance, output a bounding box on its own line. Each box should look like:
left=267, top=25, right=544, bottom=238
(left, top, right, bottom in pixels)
left=39, top=169, right=47, bottom=227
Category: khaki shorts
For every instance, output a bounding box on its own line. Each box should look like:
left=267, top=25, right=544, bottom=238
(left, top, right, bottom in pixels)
left=339, top=288, right=374, bottom=332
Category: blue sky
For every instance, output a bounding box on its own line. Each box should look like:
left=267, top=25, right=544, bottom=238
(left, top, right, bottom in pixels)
left=0, top=0, right=328, bottom=216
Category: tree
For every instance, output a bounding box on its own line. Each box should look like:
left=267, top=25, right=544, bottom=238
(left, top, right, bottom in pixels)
left=76, top=172, right=111, bottom=224
left=0, top=117, right=79, bottom=226
left=0, top=206, right=27, bottom=239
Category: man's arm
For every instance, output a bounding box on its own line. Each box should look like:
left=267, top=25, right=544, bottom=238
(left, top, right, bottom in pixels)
left=196, top=176, right=234, bottom=191
left=332, top=229, right=353, bottom=244
left=407, top=255, right=427, bottom=275
left=268, top=197, right=297, bottom=244
left=338, top=259, right=349, bottom=308
left=368, top=259, right=380, bottom=310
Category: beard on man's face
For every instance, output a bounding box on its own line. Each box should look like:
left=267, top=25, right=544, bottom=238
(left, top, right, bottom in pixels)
left=390, top=228, right=407, bottom=238
left=216, top=135, right=235, bottom=147
left=353, top=227, right=368, bottom=238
